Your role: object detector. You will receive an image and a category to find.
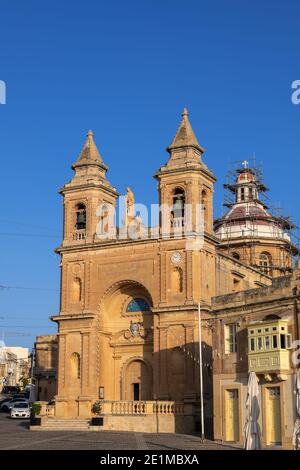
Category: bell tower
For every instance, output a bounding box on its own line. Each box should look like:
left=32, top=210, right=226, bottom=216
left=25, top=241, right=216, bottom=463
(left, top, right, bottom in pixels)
left=60, top=130, right=119, bottom=246
left=155, top=109, right=216, bottom=237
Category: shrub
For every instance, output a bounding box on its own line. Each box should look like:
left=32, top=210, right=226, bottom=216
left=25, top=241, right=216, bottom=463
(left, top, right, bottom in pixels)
left=31, top=402, right=42, bottom=417
left=91, top=400, right=103, bottom=416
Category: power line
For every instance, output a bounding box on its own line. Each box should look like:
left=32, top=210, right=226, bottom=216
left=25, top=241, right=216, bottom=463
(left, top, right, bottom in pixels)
left=0, top=233, right=59, bottom=238
left=0, top=218, right=60, bottom=232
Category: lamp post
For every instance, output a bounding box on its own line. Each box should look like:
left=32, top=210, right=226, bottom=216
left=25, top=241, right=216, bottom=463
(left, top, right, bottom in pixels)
left=198, top=302, right=205, bottom=442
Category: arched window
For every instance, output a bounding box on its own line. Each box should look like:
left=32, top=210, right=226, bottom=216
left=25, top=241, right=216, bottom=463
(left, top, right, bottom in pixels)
left=171, top=267, right=183, bottom=293
left=232, top=252, right=240, bottom=261
left=70, top=352, right=81, bottom=379
left=201, top=190, right=208, bottom=229
left=75, top=203, right=86, bottom=230
left=72, top=278, right=82, bottom=303
left=126, top=298, right=150, bottom=312
left=171, top=188, right=185, bottom=227
left=248, top=187, right=253, bottom=201
left=259, top=252, right=272, bottom=275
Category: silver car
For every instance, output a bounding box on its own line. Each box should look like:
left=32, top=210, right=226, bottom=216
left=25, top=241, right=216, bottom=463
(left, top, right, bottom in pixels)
left=10, top=402, right=31, bottom=419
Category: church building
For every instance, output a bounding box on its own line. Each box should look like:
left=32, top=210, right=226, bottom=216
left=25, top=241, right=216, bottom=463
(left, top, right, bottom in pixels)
left=37, top=110, right=299, bottom=447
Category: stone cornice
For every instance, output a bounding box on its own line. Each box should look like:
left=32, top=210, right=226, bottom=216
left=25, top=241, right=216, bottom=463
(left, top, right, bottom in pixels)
left=51, top=312, right=96, bottom=322
left=55, top=232, right=219, bottom=255
left=212, top=295, right=299, bottom=316
left=154, top=165, right=217, bottom=183
left=152, top=303, right=212, bottom=314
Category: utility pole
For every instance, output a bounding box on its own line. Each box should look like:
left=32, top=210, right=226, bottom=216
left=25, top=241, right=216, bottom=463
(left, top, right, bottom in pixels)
left=198, top=302, right=205, bottom=442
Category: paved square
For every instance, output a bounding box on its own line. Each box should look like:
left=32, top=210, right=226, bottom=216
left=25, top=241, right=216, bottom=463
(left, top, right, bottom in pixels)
left=0, top=413, right=237, bottom=450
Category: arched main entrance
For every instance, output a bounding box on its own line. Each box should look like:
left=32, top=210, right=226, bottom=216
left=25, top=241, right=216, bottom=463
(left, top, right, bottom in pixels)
left=123, top=359, right=153, bottom=400
left=98, top=280, right=154, bottom=402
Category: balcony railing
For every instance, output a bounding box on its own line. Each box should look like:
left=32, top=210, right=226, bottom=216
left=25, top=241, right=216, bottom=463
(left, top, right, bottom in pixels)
left=73, top=229, right=86, bottom=241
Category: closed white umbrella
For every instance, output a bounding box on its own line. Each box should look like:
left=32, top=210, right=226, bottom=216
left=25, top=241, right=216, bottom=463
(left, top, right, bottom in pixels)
left=244, top=371, right=261, bottom=450
left=292, top=371, right=300, bottom=450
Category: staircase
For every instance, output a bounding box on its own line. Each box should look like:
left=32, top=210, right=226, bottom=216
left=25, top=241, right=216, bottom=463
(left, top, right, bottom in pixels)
left=31, top=417, right=91, bottom=431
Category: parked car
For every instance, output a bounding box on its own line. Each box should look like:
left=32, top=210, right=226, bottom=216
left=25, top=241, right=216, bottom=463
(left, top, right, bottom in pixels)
left=1, top=386, right=20, bottom=396
left=0, top=397, right=12, bottom=407
left=1, top=398, right=28, bottom=412
left=10, top=402, right=31, bottom=419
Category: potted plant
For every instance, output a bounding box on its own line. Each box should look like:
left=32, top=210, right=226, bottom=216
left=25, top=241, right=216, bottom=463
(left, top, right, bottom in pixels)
left=91, top=400, right=104, bottom=426
left=30, top=402, right=42, bottom=426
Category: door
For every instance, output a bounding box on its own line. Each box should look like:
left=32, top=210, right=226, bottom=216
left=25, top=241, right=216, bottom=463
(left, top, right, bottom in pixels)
left=266, top=387, right=282, bottom=445
left=225, top=389, right=240, bottom=442
left=133, top=383, right=140, bottom=401
left=124, top=360, right=152, bottom=400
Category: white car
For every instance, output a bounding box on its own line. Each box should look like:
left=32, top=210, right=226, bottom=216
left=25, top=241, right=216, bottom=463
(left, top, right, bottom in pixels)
left=2, top=398, right=28, bottom=412
left=10, top=402, right=31, bottom=419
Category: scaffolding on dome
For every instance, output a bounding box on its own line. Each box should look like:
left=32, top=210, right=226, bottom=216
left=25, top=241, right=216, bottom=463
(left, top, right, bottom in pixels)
left=215, top=159, right=300, bottom=275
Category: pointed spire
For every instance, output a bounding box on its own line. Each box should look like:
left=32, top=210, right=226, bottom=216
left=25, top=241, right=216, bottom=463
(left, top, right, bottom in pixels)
left=167, top=108, right=204, bottom=154
left=73, top=130, right=107, bottom=169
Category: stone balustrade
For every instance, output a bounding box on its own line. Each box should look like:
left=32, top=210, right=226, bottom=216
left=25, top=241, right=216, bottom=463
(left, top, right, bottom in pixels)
left=39, top=400, right=190, bottom=418
left=38, top=402, right=55, bottom=416
left=97, top=400, right=186, bottom=416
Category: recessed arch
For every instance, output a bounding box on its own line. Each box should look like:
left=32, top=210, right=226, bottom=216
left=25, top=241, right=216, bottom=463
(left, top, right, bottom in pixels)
left=263, top=314, right=281, bottom=321
left=121, top=356, right=153, bottom=400
left=70, top=352, right=81, bottom=380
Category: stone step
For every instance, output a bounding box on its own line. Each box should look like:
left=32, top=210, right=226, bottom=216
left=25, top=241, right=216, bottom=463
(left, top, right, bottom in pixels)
left=43, top=422, right=89, bottom=425
left=46, top=419, right=90, bottom=423
left=31, top=427, right=91, bottom=431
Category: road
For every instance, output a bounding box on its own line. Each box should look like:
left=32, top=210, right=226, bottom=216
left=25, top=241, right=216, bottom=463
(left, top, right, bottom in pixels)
left=0, top=412, right=238, bottom=450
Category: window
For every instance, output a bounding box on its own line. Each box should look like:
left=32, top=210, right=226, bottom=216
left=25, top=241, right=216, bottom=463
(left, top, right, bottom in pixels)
left=172, top=188, right=185, bottom=219
left=241, top=188, right=245, bottom=201
left=126, top=298, right=150, bottom=312
left=280, top=334, right=286, bottom=349
left=259, top=252, right=272, bottom=275
left=75, top=203, right=86, bottom=230
left=232, top=252, right=240, bottom=261
left=249, top=187, right=253, bottom=201
left=265, top=336, right=270, bottom=350
left=272, top=335, right=278, bottom=349
left=250, top=338, right=255, bottom=351
left=233, top=278, right=240, bottom=292
left=225, top=324, right=237, bottom=353
left=286, top=334, right=292, bottom=349
left=257, top=337, right=263, bottom=350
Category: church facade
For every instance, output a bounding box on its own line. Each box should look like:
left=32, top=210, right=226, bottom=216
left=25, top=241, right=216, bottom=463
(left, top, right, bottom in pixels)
left=46, top=110, right=299, bottom=444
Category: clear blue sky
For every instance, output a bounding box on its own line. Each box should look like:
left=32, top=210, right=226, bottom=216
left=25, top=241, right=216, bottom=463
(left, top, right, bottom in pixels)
left=0, top=0, right=299, bottom=348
